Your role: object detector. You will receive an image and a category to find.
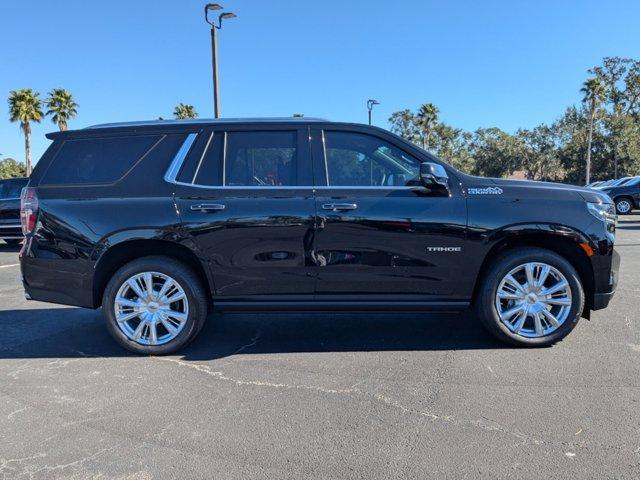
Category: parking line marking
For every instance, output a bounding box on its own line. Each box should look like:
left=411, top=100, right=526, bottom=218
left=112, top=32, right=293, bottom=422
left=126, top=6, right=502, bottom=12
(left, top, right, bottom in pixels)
left=0, top=264, right=19, bottom=269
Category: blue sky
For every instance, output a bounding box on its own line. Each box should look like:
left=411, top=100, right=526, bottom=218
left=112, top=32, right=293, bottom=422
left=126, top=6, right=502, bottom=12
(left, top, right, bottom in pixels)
left=1, top=0, right=639, bottom=163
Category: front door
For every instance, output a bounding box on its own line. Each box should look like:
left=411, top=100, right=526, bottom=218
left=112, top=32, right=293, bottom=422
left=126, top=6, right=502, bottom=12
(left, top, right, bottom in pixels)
left=171, top=126, right=317, bottom=298
left=310, top=127, right=468, bottom=300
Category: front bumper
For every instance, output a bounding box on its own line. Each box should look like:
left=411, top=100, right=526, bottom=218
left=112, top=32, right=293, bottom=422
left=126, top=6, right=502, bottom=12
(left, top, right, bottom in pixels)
left=591, top=247, right=619, bottom=311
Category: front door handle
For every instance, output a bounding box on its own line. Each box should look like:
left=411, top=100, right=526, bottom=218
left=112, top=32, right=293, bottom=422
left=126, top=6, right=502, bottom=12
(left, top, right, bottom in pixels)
left=190, top=203, right=226, bottom=212
left=322, top=203, right=358, bottom=211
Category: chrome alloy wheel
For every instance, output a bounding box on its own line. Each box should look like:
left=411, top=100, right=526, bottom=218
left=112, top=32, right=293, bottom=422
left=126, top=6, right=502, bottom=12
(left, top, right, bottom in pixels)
left=495, top=262, right=572, bottom=338
left=617, top=199, right=632, bottom=214
left=114, top=272, right=189, bottom=346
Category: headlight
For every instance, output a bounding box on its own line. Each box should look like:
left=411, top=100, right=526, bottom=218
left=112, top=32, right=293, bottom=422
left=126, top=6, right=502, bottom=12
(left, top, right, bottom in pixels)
left=587, top=202, right=617, bottom=226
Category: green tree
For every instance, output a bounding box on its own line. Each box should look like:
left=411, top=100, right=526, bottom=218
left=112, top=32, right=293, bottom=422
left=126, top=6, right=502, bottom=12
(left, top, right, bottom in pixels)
left=8, top=88, right=44, bottom=176
left=46, top=88, right=78, bottom=131
left=416, top=103, right=439, bottom=151
left=388, top=109, right=419, bottom=144
left=469, top=128, right=522, bottom=178
left=0, top=158, right=26, bottom=179
left=174, top=103, right=198, bottom=119
left=580, top=78, right=606, bottom=184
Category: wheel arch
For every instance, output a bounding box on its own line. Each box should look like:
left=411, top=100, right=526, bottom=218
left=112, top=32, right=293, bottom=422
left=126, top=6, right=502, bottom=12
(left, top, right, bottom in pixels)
left=91, top=237, right=213, bottom=308
left=471, top=225, right=596, bottom=313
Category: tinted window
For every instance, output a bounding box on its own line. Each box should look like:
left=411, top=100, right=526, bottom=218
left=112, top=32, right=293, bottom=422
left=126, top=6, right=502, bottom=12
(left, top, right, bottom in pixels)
left=176, top=131, right=224, bottom=186
left=225, top=131, right=297, bottom=187
left=324, top=131, right=420, bottom=187
left=0, top=179, right=27, bottom=199
left=41, top=135, right=161, bottom=185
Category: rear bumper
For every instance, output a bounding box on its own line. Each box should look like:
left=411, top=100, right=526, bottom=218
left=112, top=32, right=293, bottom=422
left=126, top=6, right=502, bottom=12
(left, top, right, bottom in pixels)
left=20, top=255, right=94, bottom=308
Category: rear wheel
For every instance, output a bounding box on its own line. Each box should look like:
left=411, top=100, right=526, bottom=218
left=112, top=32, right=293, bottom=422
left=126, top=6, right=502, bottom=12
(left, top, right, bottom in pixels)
left=103, top=256, right=208, bottom=355
left=475, top=247, right=584, bottom=347
left=615, top=197, right=633, bottom=215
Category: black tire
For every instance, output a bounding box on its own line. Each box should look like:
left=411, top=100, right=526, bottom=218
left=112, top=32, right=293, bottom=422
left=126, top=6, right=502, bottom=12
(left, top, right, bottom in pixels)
left=614, top=197, right=633, bottom=215
left=475, top=247, right=584, bottom=347
left=103, top=256, right=208, bottom=355
left=3, top=239, right=22, bottom=247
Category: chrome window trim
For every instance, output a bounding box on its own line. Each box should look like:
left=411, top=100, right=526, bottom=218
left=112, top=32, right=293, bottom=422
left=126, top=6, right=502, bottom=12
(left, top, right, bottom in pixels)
left=321, top=130, right=329, bottom=187
left=191, top=131, right=214, bottom=183
left=163, top=133, right=198, bottom=184
left=0, top=198, right=20, bottom=201
left=222, top=132, right=228, bottom=186
left=163, top=131, right=421, bottom=191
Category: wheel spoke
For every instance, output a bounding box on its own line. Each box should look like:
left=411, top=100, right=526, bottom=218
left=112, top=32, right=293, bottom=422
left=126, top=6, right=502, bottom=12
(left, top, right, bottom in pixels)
left=535, top=265, right=551, bottom=288
left=132, top=320, right=147, bottom=341
left=504, top=274, right=525, bottom=294
left=512, top=309, right=528, bottom=333
left=143, top=272, right=155, bottom=297
left=500, top=304, right=525, bottom=322
left=148, top=321, right=158, bottom=345
left=115, top=297, right=141, bottom=309
left=497, top=290, right=521, bottom=301
left=165, top=292, right=186, bottom=304
left=525, top=263, right=536, bottom=288
left=116, top=310, right=140, bottom=323
left=533, top=312, right=544, bottom=336
left=540, top=309, right=560, bottom=327
left=543, top=280, right=568, bottom=296
left=127, top=279, right=145, bottom=299
left=165, top=310, right=188, bottom=323
left=545, top=297, right=571, bottom=306
left=160, top=318, right=179, bottom=335
left=158, top=277, right=174, bottom=298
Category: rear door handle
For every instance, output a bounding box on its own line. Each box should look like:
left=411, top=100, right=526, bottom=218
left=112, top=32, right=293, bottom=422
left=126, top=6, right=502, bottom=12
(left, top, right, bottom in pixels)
left=322, top=203, right=358, bottom=211
left=190, top=203, right=226, bottom=212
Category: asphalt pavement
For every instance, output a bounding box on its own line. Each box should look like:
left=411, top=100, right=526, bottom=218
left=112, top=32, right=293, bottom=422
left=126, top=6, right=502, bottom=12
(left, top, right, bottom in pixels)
left=1, top=215, right=639, bottom=479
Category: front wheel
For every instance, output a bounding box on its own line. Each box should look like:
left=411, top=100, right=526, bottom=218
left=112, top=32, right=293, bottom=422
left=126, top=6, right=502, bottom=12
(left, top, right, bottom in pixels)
left=615, top=198, right=633, bottom=215
left=475, top=247, right=584, bottom=347
left=103, top=256, right=208, bottom=355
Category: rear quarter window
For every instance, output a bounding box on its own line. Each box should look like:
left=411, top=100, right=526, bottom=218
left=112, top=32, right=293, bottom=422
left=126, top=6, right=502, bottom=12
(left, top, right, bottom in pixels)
left=40, top=135, right=162, bottom=185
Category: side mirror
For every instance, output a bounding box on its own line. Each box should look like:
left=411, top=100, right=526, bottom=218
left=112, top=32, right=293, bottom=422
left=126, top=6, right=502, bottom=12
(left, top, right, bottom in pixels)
left=420, top=162, right=449, bottom=189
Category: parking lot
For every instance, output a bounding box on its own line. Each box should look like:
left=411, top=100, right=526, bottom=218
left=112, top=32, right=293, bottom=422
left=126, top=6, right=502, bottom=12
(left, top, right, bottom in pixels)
left=0, top=216, right=638, bottom=479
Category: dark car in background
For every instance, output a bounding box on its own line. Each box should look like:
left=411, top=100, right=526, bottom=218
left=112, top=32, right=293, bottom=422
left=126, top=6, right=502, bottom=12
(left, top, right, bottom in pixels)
left=599, top=176, right=640, bottom=214
left=0, top=177, right=28, bottom=246
left=19, top=118, right=619, bottom=354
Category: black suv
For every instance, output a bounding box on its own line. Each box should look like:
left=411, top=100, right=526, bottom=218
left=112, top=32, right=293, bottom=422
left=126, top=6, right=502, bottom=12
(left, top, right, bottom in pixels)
left=598, top=177, right=640, bottom=215
left=0, top=177, right=28, bottom=247
left=19, top=118, right=619, bottom=354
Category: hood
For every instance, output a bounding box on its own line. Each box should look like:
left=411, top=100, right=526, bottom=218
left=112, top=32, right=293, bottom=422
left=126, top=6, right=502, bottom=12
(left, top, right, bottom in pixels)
left=460, top=174, right=613, bottom=204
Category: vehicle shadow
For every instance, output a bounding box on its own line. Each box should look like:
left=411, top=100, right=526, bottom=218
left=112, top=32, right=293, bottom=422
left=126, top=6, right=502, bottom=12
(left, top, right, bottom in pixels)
left=0, top=307, right=507, bottom=360
left=0, top=243, right=21, bottom=252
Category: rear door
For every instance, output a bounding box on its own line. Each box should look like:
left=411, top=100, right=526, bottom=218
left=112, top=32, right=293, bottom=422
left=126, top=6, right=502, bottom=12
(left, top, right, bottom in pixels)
left=171, top=125, right=317, bottom=299
left=310, top=126, right=468, bottom=300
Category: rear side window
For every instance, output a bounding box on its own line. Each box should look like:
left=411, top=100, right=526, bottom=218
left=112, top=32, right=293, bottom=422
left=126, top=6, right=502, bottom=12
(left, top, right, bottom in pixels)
left=41, top=135, right=161, bottom=185
left=225, top=131, right=297, bottom=187
left=0, top=179, right=27, bottom=199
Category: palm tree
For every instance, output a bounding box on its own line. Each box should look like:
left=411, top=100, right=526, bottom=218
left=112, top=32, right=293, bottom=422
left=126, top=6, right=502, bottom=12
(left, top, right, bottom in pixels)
left=174, top=103, right=198, bottom=120
left=8, top=89, right=44, bottom=176
left=580, top=78, right=606, bottom=184
left=46, top=88, right=78, bottom=131
left=416, top=103, right=439, bottom=150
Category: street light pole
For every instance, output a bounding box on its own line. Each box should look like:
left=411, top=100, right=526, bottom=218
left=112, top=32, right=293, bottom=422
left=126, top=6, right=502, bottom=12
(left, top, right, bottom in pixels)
left=205, top=4, right=236, bottom=118
left=367, top=99, right=380, bottom=125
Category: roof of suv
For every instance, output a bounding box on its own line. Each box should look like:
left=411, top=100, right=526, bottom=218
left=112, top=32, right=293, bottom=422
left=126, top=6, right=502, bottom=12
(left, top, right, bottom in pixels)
left=86, top=117, right=330, bottom=129
left=46, top=117, right=334, bottom=139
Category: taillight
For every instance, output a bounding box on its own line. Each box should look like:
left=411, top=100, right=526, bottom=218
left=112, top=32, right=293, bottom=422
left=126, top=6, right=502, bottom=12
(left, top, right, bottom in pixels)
left=20, top=187, right=39, bottom=235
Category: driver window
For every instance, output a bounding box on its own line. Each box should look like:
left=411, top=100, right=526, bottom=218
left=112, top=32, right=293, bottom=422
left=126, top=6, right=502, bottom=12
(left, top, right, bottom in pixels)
left=225, top=131, right=297, bottom=187
left=323, top=131, right=420, bottom=187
